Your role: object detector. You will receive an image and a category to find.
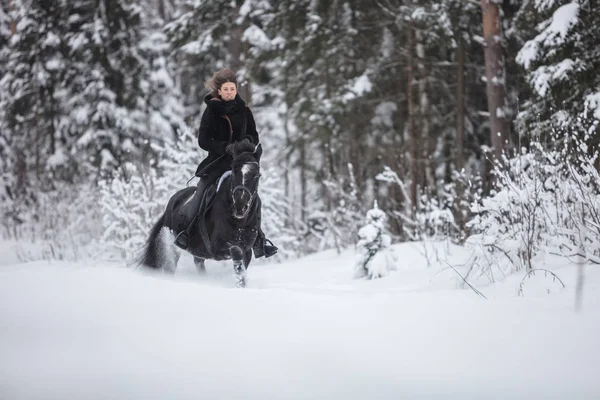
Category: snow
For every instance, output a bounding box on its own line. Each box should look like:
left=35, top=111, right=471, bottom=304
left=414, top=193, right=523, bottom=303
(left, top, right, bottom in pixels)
left=496, top=106, right=505, bottom=118
left=517, top=2, right=579, bottom=69
left=534, top=0, right=558, bottom=12
left=44, top=58, right=62, bottom=71
left=585, top=92, right=600, bottom=120
left=242, top=25, right=272, bottom=51
left=47, top=148, right=67, bottom=167
left=42, top=32, right=60, bottom=47
left=181, top=35, right=213, bottom=55
left=371, top=101, right=397, bottom=129
left=380, top=27, right=394, bottom=59
left=1, top=240, right=599, bottom=399
left=342, top=73, right=373, bottom=102
left=357, top=224, right=379, bottom=242
left=530, top=58, right=578, bottom=96
left=541, top=2, right=579, bottom=41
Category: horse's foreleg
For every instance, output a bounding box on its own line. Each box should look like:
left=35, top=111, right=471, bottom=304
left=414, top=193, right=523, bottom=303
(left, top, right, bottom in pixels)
left=230, top=246, right=246, bottom=288
left=194, top=257, right=206, bottom=275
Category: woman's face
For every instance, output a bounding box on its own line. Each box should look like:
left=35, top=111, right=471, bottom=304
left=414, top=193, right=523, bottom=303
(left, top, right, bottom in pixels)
left=218, top=82, right=237, bottom=101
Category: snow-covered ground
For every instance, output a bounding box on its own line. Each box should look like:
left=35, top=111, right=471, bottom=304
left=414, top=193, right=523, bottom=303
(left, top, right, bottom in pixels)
left=1, top=240, right=599, bottom=399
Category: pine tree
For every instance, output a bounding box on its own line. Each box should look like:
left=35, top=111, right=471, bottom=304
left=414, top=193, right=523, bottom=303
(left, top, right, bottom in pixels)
left=0, top=0, right=12, bottom=212
left=515, top=0, right=600, bottom=142
left=355, top=201, right=397, bottom=279
left=0, top=0, right=185, bottom=231
left=0, top=0, right=71, bottom=224
left=165, top=0, right=273, bottom=114
left=62, top=0, right=162, bottom=173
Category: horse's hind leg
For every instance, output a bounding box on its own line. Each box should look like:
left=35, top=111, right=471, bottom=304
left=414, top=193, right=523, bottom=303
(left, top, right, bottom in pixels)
left=230, top=246, right=246, bottom=288
left=194, top=257, right=206, bottom=275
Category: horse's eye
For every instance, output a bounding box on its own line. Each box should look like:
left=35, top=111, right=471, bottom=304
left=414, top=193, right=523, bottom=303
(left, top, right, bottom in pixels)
left=255, top=174, right=262, bottom=179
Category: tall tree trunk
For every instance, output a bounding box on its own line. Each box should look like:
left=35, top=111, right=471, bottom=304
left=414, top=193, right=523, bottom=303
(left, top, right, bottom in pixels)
left=9, top=0, right=16, bottom=34
left=324, top=55, right=335, bottom=212
left=283, top=68, right=292, bottom=226
left=416, top=29, right=432, bottom=193
left=454, top=34, right=467, bottom=234
left=481, top=0, right=509, bottom=162
left=157, top=0, right=166, bottom=21
left=300, top=137, right=307, bottom=223
left=456, top=35, right=465, bottom=171
left=284, top=112, right=292, bottom=223
left=230, top=1, right=251, bottom=103
left=407, top=21, right=416, bottom=215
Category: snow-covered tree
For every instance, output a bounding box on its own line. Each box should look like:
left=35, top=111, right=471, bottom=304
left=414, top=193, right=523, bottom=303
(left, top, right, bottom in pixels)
left=515, top=0, right=600, bottom=141
left=0, top=0, right=185, bottom=235
left=61, top=0, right=180, bottom=173
left=165, top=0, right=274, bottom=117
left=355, top=201, right=397, bottom=279
left=0, top=0, right=71, bottom=225
left=0, top=0, right=13, bottom=224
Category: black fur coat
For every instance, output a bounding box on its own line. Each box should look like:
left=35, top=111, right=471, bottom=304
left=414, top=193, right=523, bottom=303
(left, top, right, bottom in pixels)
left=195, top=94, right=259, bottom=177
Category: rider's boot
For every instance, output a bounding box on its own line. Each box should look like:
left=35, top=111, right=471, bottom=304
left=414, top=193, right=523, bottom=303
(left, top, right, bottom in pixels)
left=174, top=178, right=208, bottom=250
left=253, top=232, right=278, bottom=258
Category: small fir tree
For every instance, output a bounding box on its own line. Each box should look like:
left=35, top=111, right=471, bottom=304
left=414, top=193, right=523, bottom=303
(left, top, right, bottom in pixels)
left=355, top=201, right=396, bottom=280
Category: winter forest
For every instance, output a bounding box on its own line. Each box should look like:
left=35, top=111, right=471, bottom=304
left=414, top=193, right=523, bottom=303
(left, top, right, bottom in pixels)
left=2, top=0, right=600, bottom=273
left=1, top=0, right=600, bottom=397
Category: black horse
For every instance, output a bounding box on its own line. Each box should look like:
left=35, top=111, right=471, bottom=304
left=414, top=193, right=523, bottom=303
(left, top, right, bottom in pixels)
left=138, top=140, right=263, bottom=288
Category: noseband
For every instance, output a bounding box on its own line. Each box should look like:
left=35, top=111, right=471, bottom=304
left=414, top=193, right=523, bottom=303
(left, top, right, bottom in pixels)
left=232, top=184, right=257, bottom=204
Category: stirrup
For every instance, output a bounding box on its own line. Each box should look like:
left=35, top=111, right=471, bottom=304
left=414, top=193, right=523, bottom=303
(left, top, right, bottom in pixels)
left=174, top=231, right=189, bottom=250
left=263, top=239, right=278, bottom=258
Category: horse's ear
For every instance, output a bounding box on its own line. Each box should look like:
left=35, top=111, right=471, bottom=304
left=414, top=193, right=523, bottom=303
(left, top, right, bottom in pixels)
left=226, top=143, right=236, bottom=156
left=254, top=143, right=263, bottom=161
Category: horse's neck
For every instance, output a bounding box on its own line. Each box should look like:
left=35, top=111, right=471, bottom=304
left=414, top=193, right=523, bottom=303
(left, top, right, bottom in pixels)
left=212, top=177, right=234, bottom=214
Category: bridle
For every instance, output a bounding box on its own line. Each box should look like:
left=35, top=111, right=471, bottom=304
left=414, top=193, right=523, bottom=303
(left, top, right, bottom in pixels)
left=232, top=184, right=257, bottom=204
left=230, top=161, right=260, bottom=212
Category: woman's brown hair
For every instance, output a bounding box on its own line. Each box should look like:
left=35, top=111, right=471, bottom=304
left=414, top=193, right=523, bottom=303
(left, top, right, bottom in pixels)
left=205, top=69, right=238, bottom=98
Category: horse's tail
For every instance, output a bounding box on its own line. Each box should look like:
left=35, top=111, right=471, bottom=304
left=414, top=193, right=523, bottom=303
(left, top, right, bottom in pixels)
left=137, top=213, right=167, bottom=269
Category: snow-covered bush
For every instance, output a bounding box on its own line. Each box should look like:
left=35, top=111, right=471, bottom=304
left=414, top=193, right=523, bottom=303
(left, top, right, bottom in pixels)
left=2, top=182, right=105, bottom=262
left=254, top=164, right=297, bottom=261
left=375, top=166, right=479, bottom=267
left=302, top=163, right=364, bottom=254
left=99, top=127, right=199, bottom=262
left=99, top=163, right=165, bottom=262
left=355, top=201, right=397, bottom=279
left=464, top=117, right=600, bottom=284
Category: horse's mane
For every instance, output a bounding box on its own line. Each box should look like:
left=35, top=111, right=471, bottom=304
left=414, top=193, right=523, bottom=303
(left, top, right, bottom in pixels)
left=228, top=140, right=259, bottom=166
left=228, top=139, right=256, bottom=156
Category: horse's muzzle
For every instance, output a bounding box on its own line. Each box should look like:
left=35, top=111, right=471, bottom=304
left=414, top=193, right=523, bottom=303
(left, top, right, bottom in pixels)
left=233, top=203, right=252, bottom=219
left=232, top=186, right=254, bottom=219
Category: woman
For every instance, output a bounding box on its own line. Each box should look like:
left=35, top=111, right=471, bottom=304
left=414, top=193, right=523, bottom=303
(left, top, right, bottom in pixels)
left=174, top=69, right=278, bottom=258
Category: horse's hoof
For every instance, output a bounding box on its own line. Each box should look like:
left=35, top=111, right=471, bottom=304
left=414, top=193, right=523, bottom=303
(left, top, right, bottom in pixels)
left=235, top=274, right=246, bottom=288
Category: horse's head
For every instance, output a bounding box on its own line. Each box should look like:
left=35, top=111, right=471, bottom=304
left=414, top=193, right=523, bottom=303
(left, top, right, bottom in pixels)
left=226, top=140, right=262, bottom=219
